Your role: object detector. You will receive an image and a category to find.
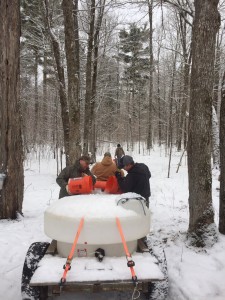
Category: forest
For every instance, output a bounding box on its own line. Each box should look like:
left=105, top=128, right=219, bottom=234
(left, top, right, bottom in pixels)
left=0, top=0, right=225, bottom=250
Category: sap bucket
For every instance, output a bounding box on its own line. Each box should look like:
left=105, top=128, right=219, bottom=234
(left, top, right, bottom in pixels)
left=68, top=176, right=93, bottom=194
left=94, top=181, right=107, bottom=191
left=105, top=176, right=122, bottom=194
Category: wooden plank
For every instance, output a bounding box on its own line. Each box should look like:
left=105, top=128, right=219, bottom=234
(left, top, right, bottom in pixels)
left=31, top=277, right=162, bottom=287
left=44, top=281, right=152, bottom=295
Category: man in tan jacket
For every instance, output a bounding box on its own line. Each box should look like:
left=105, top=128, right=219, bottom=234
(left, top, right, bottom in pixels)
left=91, top=152, right=123, bottom=181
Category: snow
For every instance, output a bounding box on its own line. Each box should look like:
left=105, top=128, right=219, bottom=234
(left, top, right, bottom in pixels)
left=45, top=193, right=142, bottom=218
left=0, top=149, right=225, bottom=300
left=30, top=253, right=164, bottom=284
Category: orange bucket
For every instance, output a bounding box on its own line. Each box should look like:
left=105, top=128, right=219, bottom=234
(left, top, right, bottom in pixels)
left=105, top=176, right=122, bottom=194
left=68, top=176, right=93, bottom=194
left=94, top=181, right=107, bottom=191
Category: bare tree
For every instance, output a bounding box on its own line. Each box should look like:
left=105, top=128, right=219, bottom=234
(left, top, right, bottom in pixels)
left=43, top=0, right=70, bottom=165
left=0, top=0, right=24, bottom=219
left=219, top=72, right=225, bottom=234
left=147, top=0, right=153, bottom=150
left=187, top=0, right=220, bottom=246
left=83, top=0, right=96, bottom=155
left=62, top=0, right=81, bottom=163
left=89, top=0, right=106, bottom=162
left=212, top=105, right=220, bottom=169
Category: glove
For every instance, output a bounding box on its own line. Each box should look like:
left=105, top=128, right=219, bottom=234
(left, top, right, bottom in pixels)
left=115, top=171, right=122, bottom=179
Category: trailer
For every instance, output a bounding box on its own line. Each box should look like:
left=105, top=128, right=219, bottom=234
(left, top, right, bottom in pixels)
left=21, top=190, right=168, bottom=299
left=22, top=239, right=167, bottom=300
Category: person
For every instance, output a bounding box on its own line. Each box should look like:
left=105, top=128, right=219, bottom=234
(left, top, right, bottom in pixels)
left=115, top=155, right=151, bottom=207
left=115, top=144, right=125, bottom=167
left=91, top=152, right=124, bottom=181
left=56, top=155, right=96, bottom=199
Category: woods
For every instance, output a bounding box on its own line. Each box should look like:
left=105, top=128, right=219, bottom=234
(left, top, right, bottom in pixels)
left=0, top=0, right=225, bottom=244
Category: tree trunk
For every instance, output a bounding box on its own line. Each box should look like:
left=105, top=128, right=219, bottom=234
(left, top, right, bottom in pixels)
left=0, top=0, right=24, bottom=219
left=42, top=48, right=47, bottom=142
left=34, top=48, right=39, bottom=146
left=219, top=72, right=225, bottom=234
left=167, top=40, right=178, bottom=151
left=147, top=0, right=153, bottom=150
left=83, top=0, right=95, bottom=155
left=212, top=105, right=220, bottom=169
left=62, top=0, right=81, bottom=164
left=89, top=0, right=106, bottom=159
left=156, top=39, right=162, bottom=146
left=187, top=0, right=220, bottom=246
left=177, top=13, right=191, bottom=151
left=43, top=0, right=70, bottom=166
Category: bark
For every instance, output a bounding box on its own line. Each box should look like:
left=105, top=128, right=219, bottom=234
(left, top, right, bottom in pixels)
left=187, top=0, right=220, bottom=246
left=219, top=72, right=225, bottom=234
left=62, top=0, right=81, bottom=164
left=213, top=34, right=220, bottom=112
left=0, top=0, right=24, bottom=219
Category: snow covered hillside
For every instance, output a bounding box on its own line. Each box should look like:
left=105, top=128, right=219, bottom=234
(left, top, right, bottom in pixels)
left=0, top=149, right=225, bottom=300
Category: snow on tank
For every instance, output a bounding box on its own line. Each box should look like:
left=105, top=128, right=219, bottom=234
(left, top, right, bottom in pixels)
left=44, top=193, right=151, bottom=245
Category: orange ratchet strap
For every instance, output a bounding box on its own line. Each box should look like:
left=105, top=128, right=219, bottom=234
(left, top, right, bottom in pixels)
left=60, top=217, right=84, bottom=284
left=116, top=217, right=137, bottom=283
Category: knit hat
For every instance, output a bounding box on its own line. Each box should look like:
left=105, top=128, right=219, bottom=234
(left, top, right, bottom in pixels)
left=117, top=144, right=121, bottom=147
left=121, top=155, right=134, bottom=167
left=104, top=152, right=111, bottom=157
left=79, top=155, right=91, bottom=164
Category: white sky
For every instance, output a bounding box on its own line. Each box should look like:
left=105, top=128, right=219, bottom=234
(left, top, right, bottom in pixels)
left=111, top=1, right=163, bottom=29
left=0, top=146, right=225, bottom=300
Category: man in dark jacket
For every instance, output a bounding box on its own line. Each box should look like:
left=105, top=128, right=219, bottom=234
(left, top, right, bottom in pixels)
left=56, top=155, right=96, bottom=199
left=115, top=155, right=151, bottom=207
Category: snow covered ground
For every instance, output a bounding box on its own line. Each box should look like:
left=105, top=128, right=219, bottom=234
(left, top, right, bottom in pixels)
left=0, top=148, right=225, bottom=300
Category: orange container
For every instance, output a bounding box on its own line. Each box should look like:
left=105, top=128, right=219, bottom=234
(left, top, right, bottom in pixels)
left=94, top=181, right=107, bottom=191
left=105, top=176, right=122, bottom=194
left=68, top=176, right=93, bottom=195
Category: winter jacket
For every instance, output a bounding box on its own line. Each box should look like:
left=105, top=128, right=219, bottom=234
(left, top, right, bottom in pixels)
left=116, top=163, right=151, bottom=200
left=56, top=160, right=96, bottom=198
left=115, top=147, right=125, bottom=159
left=91, top=156, right=122, bottom=181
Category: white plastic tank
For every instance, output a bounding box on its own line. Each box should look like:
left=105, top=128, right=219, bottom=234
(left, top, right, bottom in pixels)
left=44, top=193, right=151, bottom=257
